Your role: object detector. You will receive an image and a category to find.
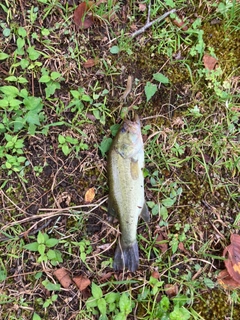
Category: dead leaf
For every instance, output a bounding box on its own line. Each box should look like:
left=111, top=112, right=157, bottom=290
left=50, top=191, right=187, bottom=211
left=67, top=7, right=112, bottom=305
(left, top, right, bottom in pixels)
left=172, top=17, right=188, bottom=31
left=203, top=54, right=218, bottom=70
left=83, top=58, right=97, bottom=68
left=73, top=275, right=91, bottom=291
left=99, top=272, right=114, bottom=282
left=217, top=269, right=240, bottom=290
left=164, top=283, right=178, bottom=297
left=178, top=242, right=191, bottom=256
left=223, top=234, right=240, bottom=284
left=53, top=268, right=72, bottom=288
left=73, top=2, right=94, bottom=29
left=84, top=187, right=95, bottom=203
left=155, top=232, right=168, bottom=253
left=151, top=270, right=160, bottom=279
left=139, top=3, right=146, bottom=12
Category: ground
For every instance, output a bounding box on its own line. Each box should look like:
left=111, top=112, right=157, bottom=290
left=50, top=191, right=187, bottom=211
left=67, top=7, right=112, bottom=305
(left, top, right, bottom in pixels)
left=0, top=0, right=239, bottom=319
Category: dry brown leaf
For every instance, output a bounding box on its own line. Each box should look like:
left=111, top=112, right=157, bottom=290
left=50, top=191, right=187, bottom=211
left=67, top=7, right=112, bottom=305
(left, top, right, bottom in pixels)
left=151, top=270, right=160, bottom=279
left=203, top=54, right=218, bottom=70
left=155, top=232, right=168, bottom=253
left=217, top=269, right=240, bottom=290
left=53, top=268, right=72, bottom=288
left=99, top=272, right=114, bottom=282
left=178, top=242, right=191, bottom=256
left=73, top=2, right=94, bottom=29
left=223, top=234, right=240, bottom=284
left=83, top=58, right=97, bottom=68
left=84, top=187, right=95, bottom=203
left=164, top=283, right=178, bottom=297
left=139, top=3, right=146, bottom=12
left=73, top=275, right=91, bottom=291
left=172, top=17, right=188, bottom=31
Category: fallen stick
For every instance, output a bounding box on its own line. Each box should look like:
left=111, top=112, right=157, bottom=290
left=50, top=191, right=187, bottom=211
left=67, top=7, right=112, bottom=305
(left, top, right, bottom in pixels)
left=131, top=8, right=176, bottom=38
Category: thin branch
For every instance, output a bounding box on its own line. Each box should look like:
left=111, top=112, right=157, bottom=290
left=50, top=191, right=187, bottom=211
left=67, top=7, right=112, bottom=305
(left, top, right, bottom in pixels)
left=131, top=8, right=176, bottom=38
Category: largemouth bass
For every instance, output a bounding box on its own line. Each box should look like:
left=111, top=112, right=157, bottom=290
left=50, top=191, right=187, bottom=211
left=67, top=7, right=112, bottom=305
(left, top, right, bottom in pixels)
left=108, top=115, right=150, bottom=272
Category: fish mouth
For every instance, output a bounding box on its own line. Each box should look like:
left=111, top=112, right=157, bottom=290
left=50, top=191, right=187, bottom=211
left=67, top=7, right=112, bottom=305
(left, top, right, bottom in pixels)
left=122, top=114, right=141, bottom=134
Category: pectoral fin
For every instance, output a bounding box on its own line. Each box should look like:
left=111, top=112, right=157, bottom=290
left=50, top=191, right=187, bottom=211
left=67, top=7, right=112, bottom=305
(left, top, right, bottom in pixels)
left=140, top=202, right=150, bottom=223
left=130, top=158, right=139, bottom=180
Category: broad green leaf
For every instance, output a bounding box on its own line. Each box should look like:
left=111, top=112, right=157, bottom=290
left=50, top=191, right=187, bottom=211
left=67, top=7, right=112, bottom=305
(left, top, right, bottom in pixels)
left=39, top=74, right=51, bottom=83
left=70, top=90, right=80, bottom=99
left=86, top=296, right=98, bottom=309
left=110, top=124, right=120, bottom=136
left=5, top=162, right=12, bottom=169
left=37, top=231, right=45, bottom=244
left=65, top=136, right=78, bottom=145
left=0, top=86, right=19, bottom=97
left=5, top=76, right=17, bottom=81
left=110, top=46, right=120, bottom=54
left=105, top=292, right=119, bottom=304
left=0, top=52, right=9, bottom=60
left=24, top=96, right=43, bottom=111
left=162, top=198, right=175, bottom=208
left=0, top=99, right=8, bottom=107
left=204, top=277, right=215, bottom=289
left=81, top=94, right=92, bottom=102
left=9, top=98, right=22, bottom=108
left=18, top=156, right=26, bottom=163
left=38, top=243, right=45, bottom=255
left=18, top=27, right=27, bottom=37
left=3, top=28, right=11, bottom=37
left=99, top=137, right=112, bottom=157
left=33, top=313, right=42, bottom=320
left=20, top=59, right=29, bottom=69
left=17, top=37, right=25, bottom=49
left=160, top=206, right=168, bottom=220
left=62, top=144, right=70, bottom=156
left=47, top=249, right=57, bottom=260
left=58, top=135, right=65, bottom=144
left=97, top=298, right=106, bottom=316
left=25, top=111, right=41, bottom=125
left=153, top=72, right=169, bottom=84
left=91, top=282, right=103, bottom=299
left=144, top=82, right=157, bottom=102
left=42, top=279, right=61, bottom=291
left=18, top=77, right=28, bottom=84
left=169, top=306, right=190, bottom=320
left=27, top=46, right=41, bottom=60
left=0, top=123, right=5, bottom=133
left=15, top=139, right=24, bottom=149
left=119, top=293, right=132, bottom=314
left=114, top=313, right=126, bottom=320
left=50, top=71, right=61, bottom=80
left=160, top=296, right=170, bottom=312
left=24, top=242, right=39, bottom=251
left=28, top=124, right=37, bottom=135
left=45, top=82, right=60, bottom=97
left=41, top=28, right=50, bottom=36
left=46, top=238, right=59, bottom=247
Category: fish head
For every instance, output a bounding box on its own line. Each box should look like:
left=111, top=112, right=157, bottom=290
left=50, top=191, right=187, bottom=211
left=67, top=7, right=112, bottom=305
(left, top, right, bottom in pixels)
left=114, top=115, right=143, bottom=159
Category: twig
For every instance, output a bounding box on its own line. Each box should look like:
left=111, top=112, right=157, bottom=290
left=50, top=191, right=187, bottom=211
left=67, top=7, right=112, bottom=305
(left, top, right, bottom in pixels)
left=147, top=1, right=151, bottom=24
left=131, top=9, right=176, bottom=38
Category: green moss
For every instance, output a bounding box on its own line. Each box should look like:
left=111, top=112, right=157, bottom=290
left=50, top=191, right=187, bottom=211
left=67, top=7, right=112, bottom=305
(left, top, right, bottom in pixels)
left=193, top=289, right=240, bottom=319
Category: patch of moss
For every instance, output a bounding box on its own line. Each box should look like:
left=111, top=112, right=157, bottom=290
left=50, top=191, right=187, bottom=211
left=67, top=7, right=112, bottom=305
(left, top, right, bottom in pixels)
left=192, top=289, right=240, bottom=320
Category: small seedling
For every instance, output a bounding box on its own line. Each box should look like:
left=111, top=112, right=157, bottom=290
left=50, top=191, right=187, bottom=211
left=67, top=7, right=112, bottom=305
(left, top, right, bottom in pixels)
left=24, top=231, right=62, bottom=266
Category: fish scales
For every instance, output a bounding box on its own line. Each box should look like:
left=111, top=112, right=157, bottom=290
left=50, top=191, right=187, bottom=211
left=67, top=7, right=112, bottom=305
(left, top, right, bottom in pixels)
left=108, top=115, right=150, bottom=272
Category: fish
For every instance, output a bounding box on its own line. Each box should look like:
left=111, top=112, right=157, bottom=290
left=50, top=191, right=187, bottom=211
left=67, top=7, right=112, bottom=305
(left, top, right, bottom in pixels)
left=108, top=114, right=150, bottom=272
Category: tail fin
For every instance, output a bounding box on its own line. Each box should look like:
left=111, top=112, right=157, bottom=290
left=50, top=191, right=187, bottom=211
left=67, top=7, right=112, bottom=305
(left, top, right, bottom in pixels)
left=113, top=240, right=139, bottom=272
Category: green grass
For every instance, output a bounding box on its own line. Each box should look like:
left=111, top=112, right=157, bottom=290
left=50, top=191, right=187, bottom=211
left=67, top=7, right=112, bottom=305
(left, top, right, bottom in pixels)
left=0, top=0, right=240, bottom=319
